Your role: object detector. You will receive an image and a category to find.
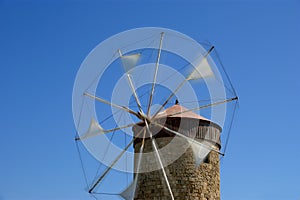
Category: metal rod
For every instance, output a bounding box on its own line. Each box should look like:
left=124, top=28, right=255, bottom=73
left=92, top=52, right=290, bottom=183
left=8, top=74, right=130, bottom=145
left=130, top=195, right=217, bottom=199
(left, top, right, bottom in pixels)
left=84, top=92, right=140, bottom=119
left=88, top=127, right=145, bottom=193
left=131, top=129, right=146, bottom=198
left=144, top=121, right=175, bottom=200
left=151, top=46, right=215, bottom=119
left=147, top=32, right=165, bottom=116
left=117, top=49, right=122, bottom=57
left=206, top=46, right=215, bottom=56
left=126, top=74, right=143, bottom=113
left=151, top=79, right=187, bottom=119
left=118, top=49, right=144, bottom=115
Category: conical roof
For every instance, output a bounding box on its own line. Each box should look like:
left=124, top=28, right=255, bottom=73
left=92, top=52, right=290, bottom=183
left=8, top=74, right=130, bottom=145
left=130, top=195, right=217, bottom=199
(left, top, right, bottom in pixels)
left=155, top=104, right=210, bottom=121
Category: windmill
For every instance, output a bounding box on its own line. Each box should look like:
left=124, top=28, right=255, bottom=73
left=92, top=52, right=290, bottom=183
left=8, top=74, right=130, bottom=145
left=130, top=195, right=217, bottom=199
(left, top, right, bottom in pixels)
left=72, top=27, right=238, bottom=199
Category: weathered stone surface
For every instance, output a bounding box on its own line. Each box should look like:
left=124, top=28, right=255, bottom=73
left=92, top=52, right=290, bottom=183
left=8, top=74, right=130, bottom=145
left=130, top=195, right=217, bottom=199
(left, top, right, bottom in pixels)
left=133, top=109, right=222, bottom=200
left=133, top=127, right=221, bottom=200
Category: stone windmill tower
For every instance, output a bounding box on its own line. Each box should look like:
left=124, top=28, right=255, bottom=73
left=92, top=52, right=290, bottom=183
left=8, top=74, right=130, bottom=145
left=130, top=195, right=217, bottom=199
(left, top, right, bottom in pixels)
left=73, top=28, right=238, bottom=199
left=133, top=102, right=222, bottom=200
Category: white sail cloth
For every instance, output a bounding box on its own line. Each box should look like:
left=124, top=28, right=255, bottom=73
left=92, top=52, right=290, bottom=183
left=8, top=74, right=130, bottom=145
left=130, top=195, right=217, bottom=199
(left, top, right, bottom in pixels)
left=189, top=140, right=212, bottom=167
left=120, top=180, right=137, bottom=200
left=188, top=57, right=214, bottom=80
left=120, top=53, right=141, bottom=73
left=78, top=118, right=105, bottom=140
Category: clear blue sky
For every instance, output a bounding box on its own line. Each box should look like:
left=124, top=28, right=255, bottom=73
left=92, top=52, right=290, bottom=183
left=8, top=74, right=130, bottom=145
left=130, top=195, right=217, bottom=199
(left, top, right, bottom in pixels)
left=0, top=0, right=299, bottom=200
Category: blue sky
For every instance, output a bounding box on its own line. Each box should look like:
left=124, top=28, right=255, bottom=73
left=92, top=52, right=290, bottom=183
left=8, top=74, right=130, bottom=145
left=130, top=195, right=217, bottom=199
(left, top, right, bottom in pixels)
left=0, top=0, right=299, bottom=200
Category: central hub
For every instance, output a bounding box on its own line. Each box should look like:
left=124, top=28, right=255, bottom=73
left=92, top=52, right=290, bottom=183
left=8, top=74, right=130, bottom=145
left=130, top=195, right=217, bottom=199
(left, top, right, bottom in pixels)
left=137, top=111, right=151, bottom=124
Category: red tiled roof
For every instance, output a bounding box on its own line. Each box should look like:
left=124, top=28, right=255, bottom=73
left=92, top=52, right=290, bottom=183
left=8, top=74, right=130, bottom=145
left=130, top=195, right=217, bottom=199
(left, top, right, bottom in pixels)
left=155, top=104, right=210, bottom=121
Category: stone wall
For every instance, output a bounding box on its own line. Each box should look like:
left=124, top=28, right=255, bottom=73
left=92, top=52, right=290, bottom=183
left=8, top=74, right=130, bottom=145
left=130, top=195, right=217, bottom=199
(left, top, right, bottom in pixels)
left=134, top=136, right=220, bottom=200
